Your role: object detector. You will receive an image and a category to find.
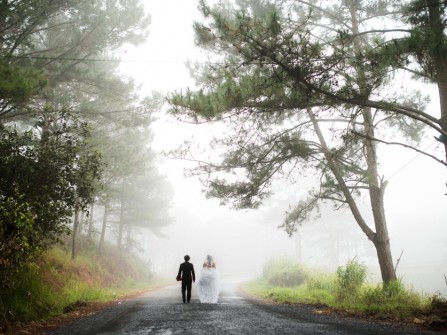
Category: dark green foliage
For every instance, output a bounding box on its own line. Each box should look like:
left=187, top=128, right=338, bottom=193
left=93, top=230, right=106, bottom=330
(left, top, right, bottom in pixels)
left=0, top=108, right=102, bottom=289
left=427, top=294, right=447, bottom=316
left=402, top=0, right=447, bottom=80
left=0, top=0, right=154, bottom=260
left=0, top=61, right=47, bottom=105
left=380, top=0, right=447, bottom=159
left=0, top=0, right=161, bottom=307
left=0, top=196, right=38, bottom=289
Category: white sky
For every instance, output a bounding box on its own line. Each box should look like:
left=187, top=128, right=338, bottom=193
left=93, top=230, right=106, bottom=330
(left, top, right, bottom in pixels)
left=118, top=1, right=447, bottom=294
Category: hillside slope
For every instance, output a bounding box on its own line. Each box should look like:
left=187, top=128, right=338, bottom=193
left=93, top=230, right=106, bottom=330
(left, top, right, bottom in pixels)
left=0, top=241, right=167, bottom=333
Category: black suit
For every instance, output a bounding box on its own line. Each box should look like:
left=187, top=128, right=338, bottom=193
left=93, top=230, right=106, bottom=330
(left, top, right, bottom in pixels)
left=178, top=261, right=195, bottom=303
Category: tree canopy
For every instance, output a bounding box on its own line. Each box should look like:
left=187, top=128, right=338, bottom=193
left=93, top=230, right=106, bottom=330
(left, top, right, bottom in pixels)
left=0, top=108, right=101, bottom=286
left=0, top=0, right=171, bottom=286
left=169, top=0, right=447, bottom=283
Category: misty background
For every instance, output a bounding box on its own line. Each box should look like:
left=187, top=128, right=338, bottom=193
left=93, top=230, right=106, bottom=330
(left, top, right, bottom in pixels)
left=114, top=0, right=447, bottom=295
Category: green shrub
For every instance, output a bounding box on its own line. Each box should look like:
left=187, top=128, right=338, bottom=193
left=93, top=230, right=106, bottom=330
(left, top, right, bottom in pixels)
left=0, top=264, right=58, bottom=323
left=306, top=272, right=336, bottom=292
left=263, top=258, right=307, bottom=287
left=0, top=196, right=41, bottom=290
left=335, top=258, right=367, bottom=302
left=245, top=260, right=432, bottom=321
left=361, top=279, right=424, bottom=317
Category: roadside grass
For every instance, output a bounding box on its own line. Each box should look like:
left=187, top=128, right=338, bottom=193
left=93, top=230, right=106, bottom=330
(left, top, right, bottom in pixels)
left=246, top=279, right=336, bottom=306
left=243, top=258, right=438, bottom=321
left=0, top=240, right=169, bottom=326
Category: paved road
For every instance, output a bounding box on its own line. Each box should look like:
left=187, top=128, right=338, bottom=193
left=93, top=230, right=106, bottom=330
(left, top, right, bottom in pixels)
left=50, top=278, right=439, bottom=335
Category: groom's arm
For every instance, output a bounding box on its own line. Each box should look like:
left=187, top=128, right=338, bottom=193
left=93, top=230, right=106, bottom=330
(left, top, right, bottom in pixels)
left=192, top=264, right=195, bottom=282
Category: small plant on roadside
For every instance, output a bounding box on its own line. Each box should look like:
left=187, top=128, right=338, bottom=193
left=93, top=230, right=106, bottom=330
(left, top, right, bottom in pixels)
left=382, top=278, right=405, bottom=297
left=335, top=258, right=367, bottom=303
left=426, top=293, right=447, bottom=316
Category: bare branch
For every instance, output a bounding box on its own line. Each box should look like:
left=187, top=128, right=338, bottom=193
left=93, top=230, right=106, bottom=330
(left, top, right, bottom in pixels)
left=352, top=131, right=447, bottom=167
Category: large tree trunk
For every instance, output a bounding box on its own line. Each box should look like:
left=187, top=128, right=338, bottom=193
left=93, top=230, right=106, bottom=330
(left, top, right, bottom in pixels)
left=126, top=224, right=132, bottom=251
left=80, top=210, right=85, bottom=231
left=307, top=110, right=375, bottom=241
left=97, top=203, right=109, bottom=255
left=87, top=203, right=94, bottom=239
left=437, top=77, right=447, bottom=161
left=348, top=0, right=396, bottom=282
left=117, top=201, right=125, bottom=250
left=308, top=109, right=396, bottom=283
left=362, top=109, right=396, bottom=282
left=427, top=0, right=447, bottom=161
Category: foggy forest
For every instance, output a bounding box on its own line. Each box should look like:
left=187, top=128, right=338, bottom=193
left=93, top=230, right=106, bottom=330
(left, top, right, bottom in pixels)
left=0, top=0, right=446, bottom=333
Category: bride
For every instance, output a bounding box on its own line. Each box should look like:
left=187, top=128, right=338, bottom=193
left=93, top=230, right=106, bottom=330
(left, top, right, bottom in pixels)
left=197, top=254, right=221, bottom=303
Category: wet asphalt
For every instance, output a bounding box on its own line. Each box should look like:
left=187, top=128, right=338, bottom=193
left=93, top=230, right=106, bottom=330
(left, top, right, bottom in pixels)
left=49, top=278, right=440, bottom=335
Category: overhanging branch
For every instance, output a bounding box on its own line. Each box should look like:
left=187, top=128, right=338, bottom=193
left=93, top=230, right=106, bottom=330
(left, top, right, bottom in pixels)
left=352, top=131, right=447, bottom=167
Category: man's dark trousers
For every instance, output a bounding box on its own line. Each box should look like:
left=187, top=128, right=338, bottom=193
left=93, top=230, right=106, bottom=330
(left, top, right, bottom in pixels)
left=182, top=279, right=192, bottom=303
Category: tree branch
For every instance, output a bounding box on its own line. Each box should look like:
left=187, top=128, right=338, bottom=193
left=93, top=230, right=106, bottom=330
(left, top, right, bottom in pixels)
left=351, top=131, right=447, bottom=167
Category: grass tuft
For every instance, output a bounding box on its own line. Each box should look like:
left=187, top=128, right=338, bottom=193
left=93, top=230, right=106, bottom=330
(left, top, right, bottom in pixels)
left=335, top=258, right=367, bottom=303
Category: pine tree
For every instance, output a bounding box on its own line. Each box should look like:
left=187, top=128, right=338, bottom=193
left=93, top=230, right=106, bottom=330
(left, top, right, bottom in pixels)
left=168, top=0, right=442, bottom=283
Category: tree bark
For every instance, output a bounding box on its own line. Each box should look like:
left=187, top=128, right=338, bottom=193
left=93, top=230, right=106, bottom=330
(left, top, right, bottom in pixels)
left=97, top=203, right=108, bottom=255
left=308, top=109, right=396, bottom=283
left=307, top=110, right=375, bottom=241
left=426, top=0, right=447, bottom=161
left=117, top=201, right=125, bottom=250
left=71, top=208, right=80, bottom=260
left=348, top=0, right=396, bottom=283
left=87, top=203, right=94, bottom=239
left=437, top=78, right=447, bottom=161
left=362, top=109, right=396, bottom=282
left=126, top=224, right=132, bottom=251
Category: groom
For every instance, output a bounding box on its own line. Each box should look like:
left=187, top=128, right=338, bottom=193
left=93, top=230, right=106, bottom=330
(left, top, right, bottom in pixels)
left=178, top=255, right=195, bottom=303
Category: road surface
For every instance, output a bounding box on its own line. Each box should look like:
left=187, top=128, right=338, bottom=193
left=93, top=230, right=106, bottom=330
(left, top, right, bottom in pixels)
left=50, top=278, right=439, bottom=335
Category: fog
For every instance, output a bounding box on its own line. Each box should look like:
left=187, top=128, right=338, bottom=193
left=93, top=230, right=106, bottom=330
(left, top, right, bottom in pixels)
left=118, top=0, right=447, bottom=296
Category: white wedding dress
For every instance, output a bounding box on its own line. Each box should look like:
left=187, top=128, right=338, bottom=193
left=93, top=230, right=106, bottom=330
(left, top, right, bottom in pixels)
left=197, top=266, right=221, bottom=303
